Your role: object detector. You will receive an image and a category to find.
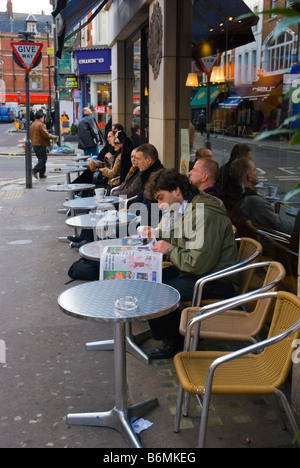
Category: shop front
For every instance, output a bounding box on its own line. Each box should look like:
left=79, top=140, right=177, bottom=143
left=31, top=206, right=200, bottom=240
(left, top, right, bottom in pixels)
left=74, top=47, right=112, bottom=130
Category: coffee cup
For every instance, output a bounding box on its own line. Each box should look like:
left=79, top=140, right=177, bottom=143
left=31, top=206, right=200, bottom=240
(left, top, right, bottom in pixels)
left=95, top=188, right=107, bottom=201
left=106, top=210, right=117, bottom=221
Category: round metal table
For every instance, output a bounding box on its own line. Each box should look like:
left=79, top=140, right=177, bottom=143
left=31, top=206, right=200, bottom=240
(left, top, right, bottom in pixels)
left=58, top=279, right=180, bottom=448
left=50, top=168, right=87, bottom=184
left=66, top=212, right=137, bottom=241
left=47, top=183, right=95, bottom=200
left=63, top=195, right=120, bottom=216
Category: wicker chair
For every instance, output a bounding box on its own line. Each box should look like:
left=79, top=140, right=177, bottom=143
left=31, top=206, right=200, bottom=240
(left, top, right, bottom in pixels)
left=189, top=237, right=262, bottom=308
left=180, top=261, right=286, bottom=345
left=174, top=290, right=300, bottom=448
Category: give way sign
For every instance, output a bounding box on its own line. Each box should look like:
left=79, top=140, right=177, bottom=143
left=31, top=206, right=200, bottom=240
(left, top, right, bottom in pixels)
left=11, top=42, right=43, bottom=73
left=198, top=53, right=222, bottom=77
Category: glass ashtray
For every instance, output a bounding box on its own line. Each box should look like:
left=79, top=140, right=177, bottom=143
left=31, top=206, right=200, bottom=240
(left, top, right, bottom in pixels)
left=114, top=296, right=138, bottom=311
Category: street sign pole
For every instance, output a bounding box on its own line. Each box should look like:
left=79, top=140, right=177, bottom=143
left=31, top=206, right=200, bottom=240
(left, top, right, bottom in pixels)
left=11, top=35, right=43, bottom=188
left=198, top=53, right=222, bottom=150
left=206, top=78, right=211, bottom=150
left=25, top=70, right=32, bottom=188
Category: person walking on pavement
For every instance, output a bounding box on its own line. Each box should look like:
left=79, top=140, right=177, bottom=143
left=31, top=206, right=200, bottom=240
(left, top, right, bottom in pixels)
left=30, top=110, right=58, bottom=179
left=78, top=107, right=102, bottom=156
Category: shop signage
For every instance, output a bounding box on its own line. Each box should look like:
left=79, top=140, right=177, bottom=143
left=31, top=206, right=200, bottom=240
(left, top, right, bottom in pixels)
left=94, top=106, right=106, bottom=114
left=63, top=75, right=79, bottom=89
left=75, top=48, right=111, bottom=75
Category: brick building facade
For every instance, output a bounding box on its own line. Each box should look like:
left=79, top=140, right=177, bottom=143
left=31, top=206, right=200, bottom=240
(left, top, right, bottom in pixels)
left=0, top=1, right=54, bottom=107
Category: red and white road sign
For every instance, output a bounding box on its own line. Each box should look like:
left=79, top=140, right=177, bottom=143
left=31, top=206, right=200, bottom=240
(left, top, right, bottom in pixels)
left=198, top=53, right=222, bottom=77
left=11, top=42, right=43, bottom=73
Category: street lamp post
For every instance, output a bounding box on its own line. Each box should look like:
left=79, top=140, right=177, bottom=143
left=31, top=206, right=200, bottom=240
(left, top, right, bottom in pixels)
left=46, top=22, right=52, bottom=115
left=52, top=18, right=61, bottom=146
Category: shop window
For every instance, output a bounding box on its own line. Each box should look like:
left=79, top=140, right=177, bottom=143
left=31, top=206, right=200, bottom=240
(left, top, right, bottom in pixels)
left=125, top=25, right=149, bottom=144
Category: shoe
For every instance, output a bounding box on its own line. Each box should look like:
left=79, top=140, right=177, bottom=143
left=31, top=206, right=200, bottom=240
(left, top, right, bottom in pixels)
left=70, top=240, right=89, bottom=249
left=40, top=175, right=47, bottom=178
left=148, top=337, right=183, bottom=360
left=67, top=236, right=84, bottom=243
left=32, top=171, right=38, bottom=179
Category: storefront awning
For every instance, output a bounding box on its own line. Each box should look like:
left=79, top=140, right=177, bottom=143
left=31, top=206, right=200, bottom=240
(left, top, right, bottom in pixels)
left=54, top=0, right=258, bottom=60
left=192, top=0, right=258, bottom=59
left=242, top=74, right=283, bottom=101
left=218, top=96, right=242, bottom=109
left=3, top=93, right=49, bottom=104
left=53, top=0, right=110, bottom=58
left=191, top=86, right=220, bottom=108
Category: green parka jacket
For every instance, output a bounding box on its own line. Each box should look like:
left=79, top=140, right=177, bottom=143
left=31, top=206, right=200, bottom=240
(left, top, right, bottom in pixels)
left=159, top=191, right=239, bottom=289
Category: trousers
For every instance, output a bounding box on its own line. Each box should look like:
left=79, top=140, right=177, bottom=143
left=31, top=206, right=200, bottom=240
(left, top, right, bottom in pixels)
left=148, top=265, right=236, bottom=341
left=33, top=146, right=48, bottom=176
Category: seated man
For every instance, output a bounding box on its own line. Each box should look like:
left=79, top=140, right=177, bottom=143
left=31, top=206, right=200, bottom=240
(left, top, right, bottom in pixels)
left=133, top=143, right=164, bottom=226
left=225, top=157, right=293, bottom=235
left=112, top=148, right=142, bottom=199
left=189, top=158, right=223, bottom=199
left=143, top=168, right=239, bottom=359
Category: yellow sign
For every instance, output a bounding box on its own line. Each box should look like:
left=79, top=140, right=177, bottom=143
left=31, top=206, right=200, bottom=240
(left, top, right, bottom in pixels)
left=14, top=118, right=19, bottom=130
left=180, top=129, right=190, bottom=175
left=47, top=47, right=55, bottom=55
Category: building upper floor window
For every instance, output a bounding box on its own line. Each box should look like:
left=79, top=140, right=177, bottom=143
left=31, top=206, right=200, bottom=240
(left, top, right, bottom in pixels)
left=27, top=22, right=37, bottom=34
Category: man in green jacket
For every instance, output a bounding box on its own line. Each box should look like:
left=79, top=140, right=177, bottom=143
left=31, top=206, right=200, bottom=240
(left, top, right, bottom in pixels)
left=144, top=168, right=239, bottom=359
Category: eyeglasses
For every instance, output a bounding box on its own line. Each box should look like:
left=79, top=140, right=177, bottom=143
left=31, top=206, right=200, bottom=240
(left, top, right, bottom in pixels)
left=114, top=141, right=121, bottom=145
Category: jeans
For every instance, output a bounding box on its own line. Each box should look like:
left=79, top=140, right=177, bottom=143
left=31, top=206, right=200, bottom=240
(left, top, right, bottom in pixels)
left=33, top=146, right=48, bottom=176
left=149, top=265, right=236, bottom=341
left=84, top=146, right=99, bottom=156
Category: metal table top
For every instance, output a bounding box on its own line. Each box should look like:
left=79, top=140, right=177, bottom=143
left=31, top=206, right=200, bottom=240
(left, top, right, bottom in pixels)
left=72, top=155, right=89, bottom=161
left=79, top=238, right=143, bottom=260
left=50, top=168, right=87, bottom=174
left=66, top=212, right=137, bottom=229
left=58, top=279, right=181, bottom=323
left=63, top=196, right=120, bottom=210
left=47, top=184, right=95, bottom=192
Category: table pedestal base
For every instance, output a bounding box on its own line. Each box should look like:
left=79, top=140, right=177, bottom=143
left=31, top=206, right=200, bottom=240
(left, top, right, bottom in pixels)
left=67, top=397, right=158, bottom=448
left=86, top=325, right=152, bottom=365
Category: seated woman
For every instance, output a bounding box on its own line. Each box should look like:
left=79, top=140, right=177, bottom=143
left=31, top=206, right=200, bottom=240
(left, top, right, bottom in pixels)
left=109, top=148, right=141, bottom=199
left=94, top=130, right=133, bottom=189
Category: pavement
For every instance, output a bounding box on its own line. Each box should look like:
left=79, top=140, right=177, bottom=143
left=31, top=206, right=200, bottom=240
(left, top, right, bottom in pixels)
left=0, top=144, right=299, bottom=450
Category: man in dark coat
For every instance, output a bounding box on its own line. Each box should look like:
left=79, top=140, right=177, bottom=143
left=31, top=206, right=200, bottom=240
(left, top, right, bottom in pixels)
left=78, top=107, right=102, bottom=156
left=133, top=143, right=164, bottom=226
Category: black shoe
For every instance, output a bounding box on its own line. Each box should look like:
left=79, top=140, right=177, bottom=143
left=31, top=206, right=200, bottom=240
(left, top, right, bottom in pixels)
left=148, top=337, right=183, bottom=360
left=69, top=240, right=89, bottom=249
left=40, top=175, right=47, bottom=178
left=32, top=171, right=38, bottom=179
left=67, top=236, right=84, bottom=243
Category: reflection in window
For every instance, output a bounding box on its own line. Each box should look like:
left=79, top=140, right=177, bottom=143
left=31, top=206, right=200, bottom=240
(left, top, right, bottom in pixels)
left=264, top=30, right=297, bottom=73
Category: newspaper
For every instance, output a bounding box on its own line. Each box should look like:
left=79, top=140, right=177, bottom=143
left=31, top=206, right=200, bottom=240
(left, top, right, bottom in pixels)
left=100, top=239, right=163, bottom=282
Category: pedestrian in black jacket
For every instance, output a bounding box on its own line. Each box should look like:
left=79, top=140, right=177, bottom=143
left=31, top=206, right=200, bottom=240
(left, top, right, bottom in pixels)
left=78, top=107, right=102, bottom=156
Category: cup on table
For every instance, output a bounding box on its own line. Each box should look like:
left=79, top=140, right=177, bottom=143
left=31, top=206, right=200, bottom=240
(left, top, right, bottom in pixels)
left=106, top=210, right=118, bottom=222
left=268, top=184, right=278, bottom=198
left=95, top=188, right=107, bottom=201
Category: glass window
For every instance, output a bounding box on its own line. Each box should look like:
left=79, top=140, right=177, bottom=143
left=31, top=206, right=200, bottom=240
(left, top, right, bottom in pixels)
left=125, top=26, right=149, bottom=145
